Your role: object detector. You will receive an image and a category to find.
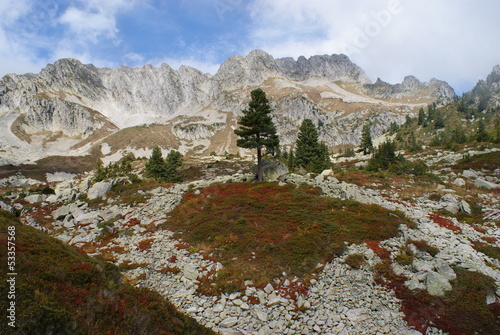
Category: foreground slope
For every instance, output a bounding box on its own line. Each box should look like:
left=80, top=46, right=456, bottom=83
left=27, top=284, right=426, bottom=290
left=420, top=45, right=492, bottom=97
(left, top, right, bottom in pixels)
left=0, top=209, right=215, bottom=335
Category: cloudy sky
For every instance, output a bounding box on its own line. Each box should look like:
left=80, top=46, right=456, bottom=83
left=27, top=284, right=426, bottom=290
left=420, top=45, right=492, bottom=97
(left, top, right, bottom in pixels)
left=0, top=0, right=498, bottom=94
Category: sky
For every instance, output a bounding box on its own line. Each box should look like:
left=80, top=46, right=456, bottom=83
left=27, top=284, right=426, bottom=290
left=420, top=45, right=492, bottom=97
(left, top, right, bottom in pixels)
left=0, top=0, right=499, bottom=95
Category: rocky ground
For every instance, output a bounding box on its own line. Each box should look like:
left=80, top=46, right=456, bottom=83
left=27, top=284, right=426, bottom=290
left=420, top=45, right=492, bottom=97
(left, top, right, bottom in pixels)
left=1, top=147, right=499, bottom=335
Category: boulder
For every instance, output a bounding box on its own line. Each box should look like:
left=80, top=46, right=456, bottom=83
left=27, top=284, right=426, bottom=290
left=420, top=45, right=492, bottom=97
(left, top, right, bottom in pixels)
left=252, top=161, right=288, bottom=181
left=453, top=178, right=466, bottom=187
left=87, top=181, right=113, bottom=199
left=52, top=205, right=71, bottom=220
left=24, top=194, right=47, bottom=204
left=426, top=271, right=452, bottom=296
left=459, top=200, right=472, bottom=214
left=462, top=169, right=478, bottom=179
left=475, top=178, right=499, bottom=189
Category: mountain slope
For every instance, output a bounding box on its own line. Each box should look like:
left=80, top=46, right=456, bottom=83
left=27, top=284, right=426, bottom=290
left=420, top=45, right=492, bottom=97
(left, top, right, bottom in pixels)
left=0, top=50, right=456, bottom=167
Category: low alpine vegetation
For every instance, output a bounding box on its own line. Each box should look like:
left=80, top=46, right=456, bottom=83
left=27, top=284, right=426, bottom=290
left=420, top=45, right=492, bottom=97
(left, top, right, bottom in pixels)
left=164, top=182, right=411, bottom=292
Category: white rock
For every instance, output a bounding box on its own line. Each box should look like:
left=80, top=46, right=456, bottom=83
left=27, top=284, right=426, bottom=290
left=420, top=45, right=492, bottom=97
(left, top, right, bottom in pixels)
left=426, top=271, right=452, bottom=296
left=453, top=178, right=466, bottom=187
left=24, top=194, right=47, bottom=203
left=219, top=316, right=238, bottom=328
left=459, top=200, right=472, bottom=214
left=263, top=283, right=274, bottom=294
left=182, top=263, right=200, bottom=281
left=475, top=178, right=499, bottom=189
left=87, top=181, right=113, bottom=199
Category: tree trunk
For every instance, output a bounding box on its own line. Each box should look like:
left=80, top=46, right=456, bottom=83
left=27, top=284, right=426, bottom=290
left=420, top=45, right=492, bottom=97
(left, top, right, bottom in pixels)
left=257, top=147, right=262, bottom=181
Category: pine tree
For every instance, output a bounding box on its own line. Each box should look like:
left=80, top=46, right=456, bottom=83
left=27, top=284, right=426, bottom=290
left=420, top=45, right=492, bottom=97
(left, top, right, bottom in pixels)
left=295, top=119, right=320, bottom=170
left=475, top=119, right=490, bottom=142
left=418, top=108, right=426, bottom=126
left=357, top=124, right=373, bottom=155
left=145, top=146, right=168, bottom=181
left=313, top=142, right=331, bottom=172
left=367, top=140, right=402, bottom=171
left=434, top=110, right=445, bottom=129
left=234, top=88, right=279, bottom=181
left=287, top=148, right=295, bottom=170
left=164, top=150, right=183, bottom=183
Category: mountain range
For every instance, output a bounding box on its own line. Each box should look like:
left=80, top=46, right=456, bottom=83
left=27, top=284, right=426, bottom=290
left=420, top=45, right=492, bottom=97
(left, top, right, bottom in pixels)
left=0, top=49, right=491, bottom=168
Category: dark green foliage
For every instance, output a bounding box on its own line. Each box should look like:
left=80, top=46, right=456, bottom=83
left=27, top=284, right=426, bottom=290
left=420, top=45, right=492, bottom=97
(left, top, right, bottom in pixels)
left=145, top=146, right=168, bottom=181
left=418, top=108, right=426, bottom=125
left=366, top=140, right=427, bottom=175
left=357, top=124, right=373, bottom=155
left=367, top=141, right=402, bottom=171
left=427, top=103, right=436, bottom=122
left=286, top=148, right=295, bottom=169
left=434, top=110, right=445, bottom=129
left=93, top=154, right=138, bottom=183
left=389, top=122, right=400, bottom=133
left=145, top=147, right=183, bottom=183
left=406, top=131, right=422, bottom=153
left=295, top=119, right=330, bottom=172
left=0, top=210, right=215, bottom=335
left=165, top=150, right=183, bottom=183
left=495, top=118, right=500, bottom=143
left=234, top=88, right=279, bottom=181
left=475, top=119, right=491, bottom=142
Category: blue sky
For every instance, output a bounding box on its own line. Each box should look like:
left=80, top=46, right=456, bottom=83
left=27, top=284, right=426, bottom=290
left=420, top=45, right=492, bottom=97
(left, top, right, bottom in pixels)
left=1, top=0, right=499, bottom=94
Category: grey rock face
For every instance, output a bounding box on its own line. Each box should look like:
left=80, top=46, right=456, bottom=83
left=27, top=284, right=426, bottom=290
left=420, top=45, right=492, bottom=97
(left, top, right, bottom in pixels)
left=363, top=76, right=456, bottom=104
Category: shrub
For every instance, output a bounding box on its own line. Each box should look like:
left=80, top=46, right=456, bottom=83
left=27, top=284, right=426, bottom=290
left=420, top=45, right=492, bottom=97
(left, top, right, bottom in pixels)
left=345, top=253, right=365, bottom=269
left=395, top=246, right=414, bottom=265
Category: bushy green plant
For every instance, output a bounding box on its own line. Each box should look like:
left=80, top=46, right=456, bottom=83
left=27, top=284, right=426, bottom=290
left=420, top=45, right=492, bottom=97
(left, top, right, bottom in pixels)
left=345, top=253, right=366, bottom=269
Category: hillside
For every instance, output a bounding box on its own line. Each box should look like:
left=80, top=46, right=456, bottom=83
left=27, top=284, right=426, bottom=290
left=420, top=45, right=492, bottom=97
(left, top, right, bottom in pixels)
left=0, top=209, right=215, bottom=335
left=1, top=138, right=499, bottom=334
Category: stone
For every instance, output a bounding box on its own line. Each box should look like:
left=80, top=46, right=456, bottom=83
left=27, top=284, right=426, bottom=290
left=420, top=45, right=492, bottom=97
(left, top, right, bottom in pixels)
left=462, top=169, right=478, bottom=179
left=475, top=178, right=499, bottom=189
left=453, top=178, right=466, bottom=187
left=345, top=308, right=370, bottom=322
left=87, top=181, right=113, bottom=199
left=182, top=263, right=200, bottom=281
left=459, top=200, right=472, bottom=214
left=425, top=271, right=452, bottom=296
left=252, top=160, right=289, bottom=181
left=219, top=316, right=238, bottom=328
left=24, top=194, right=47, bottom=203
left=263, top=283, right=274, bottom=294
left=435, top=261, right=456, bottom=281
left=255, top=309, right=268, bottom=322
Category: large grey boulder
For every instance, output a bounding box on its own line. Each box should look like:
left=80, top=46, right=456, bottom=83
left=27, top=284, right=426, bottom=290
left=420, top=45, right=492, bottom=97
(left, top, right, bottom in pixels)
left=426, top=270, right=452, bottom=296
left=87, top=181, right=113, bottom=199
left=251, top=161, right=288, bottom=181
left=475, top=178, right=499, bottom=189
left=24, top=194, right=48, bottom=204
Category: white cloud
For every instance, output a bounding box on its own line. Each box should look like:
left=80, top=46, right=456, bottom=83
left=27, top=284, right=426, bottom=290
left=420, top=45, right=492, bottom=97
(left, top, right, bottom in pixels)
left=246, top=0, right=500, bottom=93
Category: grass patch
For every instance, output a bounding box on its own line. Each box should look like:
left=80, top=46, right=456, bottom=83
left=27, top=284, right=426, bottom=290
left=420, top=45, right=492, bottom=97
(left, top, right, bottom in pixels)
left=344, top=253, right=366, bottom=269
left=472, top=241, right=500, bottom=261
left=0, top=209, right=214, bottom=335
left=165, top=182, right=410, bottom=292
left=452, top=151, right=500, bottom=172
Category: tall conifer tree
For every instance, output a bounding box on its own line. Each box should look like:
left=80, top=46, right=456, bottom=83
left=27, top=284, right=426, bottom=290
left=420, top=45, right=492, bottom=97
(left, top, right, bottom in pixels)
left=234, top=88, right=279, bottom=181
